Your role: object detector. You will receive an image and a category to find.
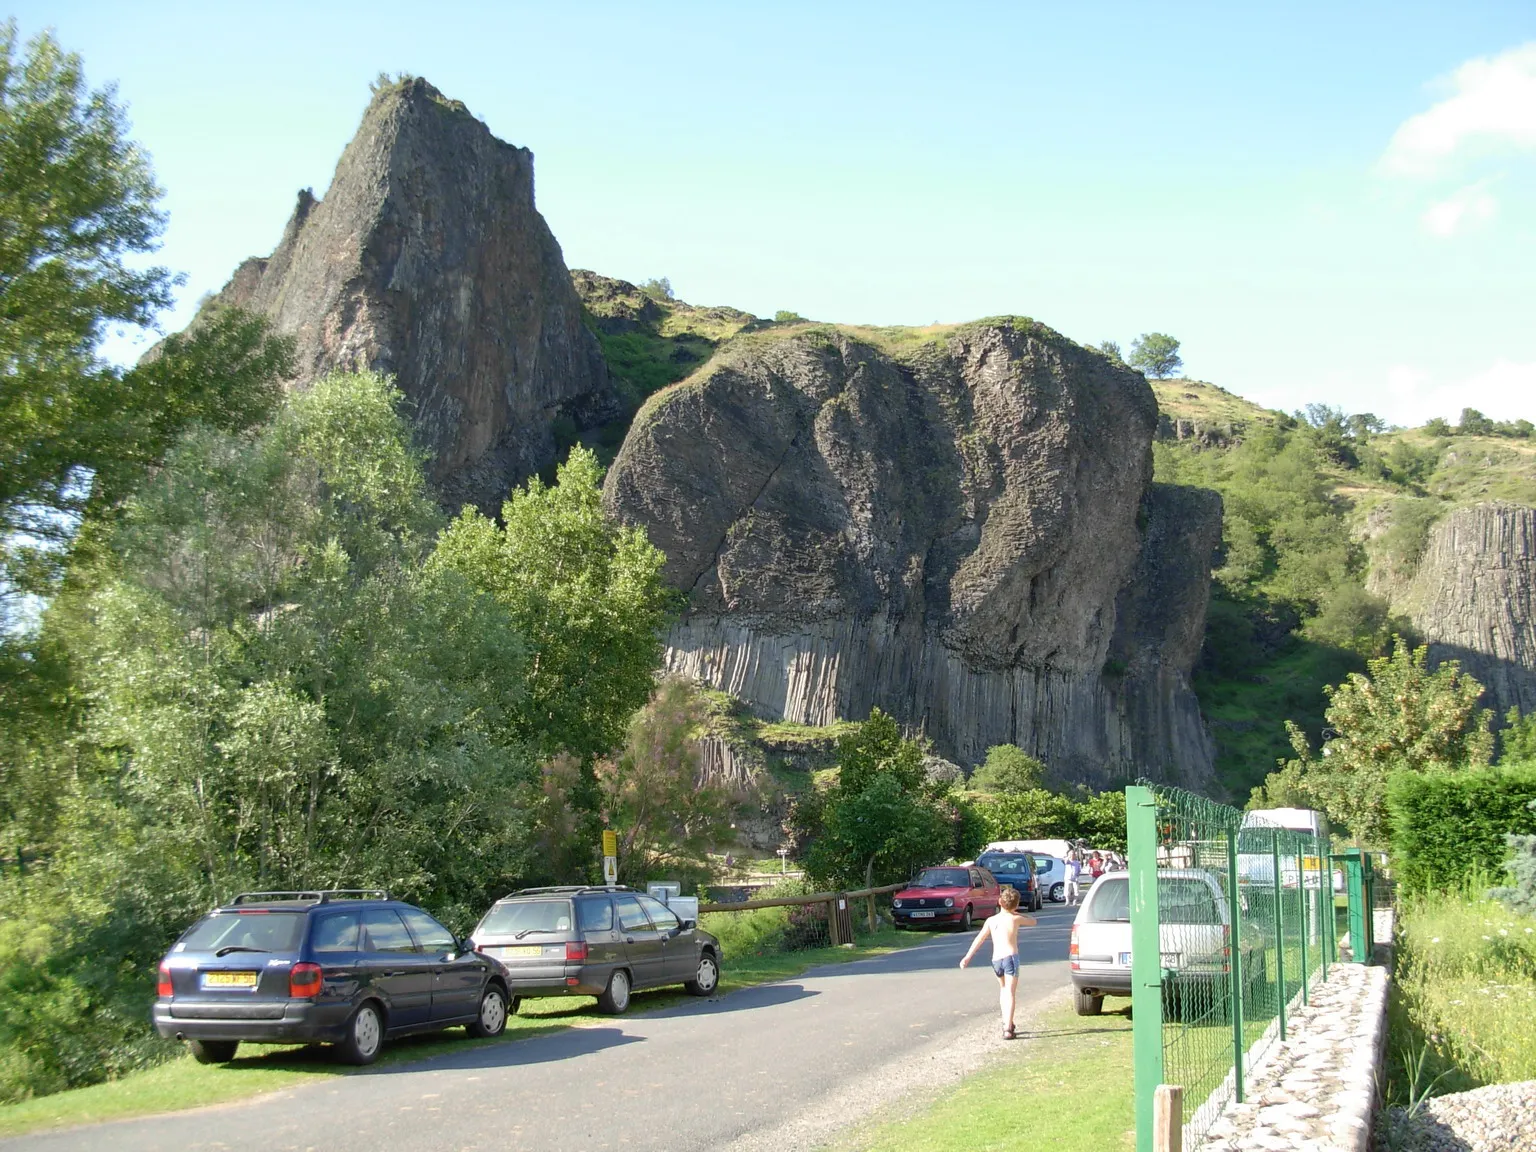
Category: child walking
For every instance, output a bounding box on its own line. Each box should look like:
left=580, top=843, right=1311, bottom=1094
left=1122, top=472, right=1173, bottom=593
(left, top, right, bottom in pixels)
left=958, top=887, right=1037, bottom=1038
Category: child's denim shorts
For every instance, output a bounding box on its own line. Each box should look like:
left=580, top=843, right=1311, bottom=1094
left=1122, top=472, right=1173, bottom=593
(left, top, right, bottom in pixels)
left=992, top=954, right=1019, bottom=977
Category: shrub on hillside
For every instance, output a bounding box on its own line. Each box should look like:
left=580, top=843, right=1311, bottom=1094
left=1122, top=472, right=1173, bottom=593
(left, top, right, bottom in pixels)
left=1386, top=766, right=1536, bottom=893
left=1490, top=799, right=1536, bottom=918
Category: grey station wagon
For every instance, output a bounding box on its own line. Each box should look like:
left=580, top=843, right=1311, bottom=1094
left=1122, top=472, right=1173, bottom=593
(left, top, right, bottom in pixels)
left=468, top=886, right=721, bottom=1014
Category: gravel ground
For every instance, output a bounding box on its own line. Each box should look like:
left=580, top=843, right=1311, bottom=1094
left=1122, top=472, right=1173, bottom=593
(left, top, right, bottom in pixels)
left=1375, top=1081, right=1536, bottom=1151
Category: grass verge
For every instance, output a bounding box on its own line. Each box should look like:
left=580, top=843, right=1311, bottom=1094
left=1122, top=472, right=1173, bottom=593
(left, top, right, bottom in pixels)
left=829, top=999, right=1135, bottom=1152
left=0, top=931, right=913, bottom=1140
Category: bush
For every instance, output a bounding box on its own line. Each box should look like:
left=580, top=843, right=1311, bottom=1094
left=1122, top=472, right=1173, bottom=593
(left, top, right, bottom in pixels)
left=1490, top=799, right=1536, bottom=917
left=1386, top=766, right=1536, bottom=894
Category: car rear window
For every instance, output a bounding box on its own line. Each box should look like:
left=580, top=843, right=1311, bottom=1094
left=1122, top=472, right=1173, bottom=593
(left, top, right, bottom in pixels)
left=478, top=900, right=573, bottom=936
left=1082, top=876, right=1222, bottom=924
left=912, top=868, right=970, bottom=888
left=179, top=911, right=307, bottom=953
left=978, top=854, right=1031, bottom=876
left=1086, top=877, right=1130, bottom=922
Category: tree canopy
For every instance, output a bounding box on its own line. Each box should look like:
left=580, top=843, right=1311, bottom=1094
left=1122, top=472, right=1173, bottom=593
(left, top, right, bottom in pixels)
left=1128, top=332, right=1182, bottom=378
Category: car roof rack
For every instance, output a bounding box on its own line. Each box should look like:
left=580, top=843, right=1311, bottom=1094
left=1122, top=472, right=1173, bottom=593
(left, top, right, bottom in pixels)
left=228, top=889, right=391, bottom=906
left=503, top=885, right=635, bottom=898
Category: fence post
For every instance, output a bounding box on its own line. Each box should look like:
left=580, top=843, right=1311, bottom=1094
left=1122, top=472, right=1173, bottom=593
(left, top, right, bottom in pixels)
left=867, top=893, right=877, bottom=935
left=1342, top=848, right=1365, bottom=963
left=1363, top=852, right=1376, bottom=959
left=1128, top=785, right=1163, bottom=1152
left=1153, top=1084, right=1183, bottom=1152
left=1225, top=816, right=1245, bottom=1104
left=1318, top=853, right=1329, bottom=984
left=1296, top=847, right=1309, bottom=1004
left=1271, top=830, right=1286, bottom=1040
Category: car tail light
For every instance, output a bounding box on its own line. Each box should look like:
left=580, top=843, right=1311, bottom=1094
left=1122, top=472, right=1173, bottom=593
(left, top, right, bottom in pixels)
left=565, top=940, right=588, bottom=962
left=157, top=963, right=173, bottom=998
left=289, top=962, right=324, bottom=998
left=1069, top=925, right=1079, bottom=957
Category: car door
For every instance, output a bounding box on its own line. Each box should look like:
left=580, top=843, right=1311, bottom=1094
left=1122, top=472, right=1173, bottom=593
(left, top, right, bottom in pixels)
left=398, top=906, right=480, bottom=1024
left=637, top=894, right=692, bottom=983
left=359, top=907, right=434, bottom=1028
left=971, top=869, right=998, bottom=915
left=613, top=894, right=663, bottom=989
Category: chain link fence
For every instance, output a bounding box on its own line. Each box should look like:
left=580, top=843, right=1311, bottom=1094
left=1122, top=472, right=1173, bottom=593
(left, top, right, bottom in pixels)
left=1127, top=784, right=1349, bottom=1151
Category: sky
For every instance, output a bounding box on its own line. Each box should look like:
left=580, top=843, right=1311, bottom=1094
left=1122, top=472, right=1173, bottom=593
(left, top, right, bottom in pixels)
left=12, top=1, right=1536, bottom=427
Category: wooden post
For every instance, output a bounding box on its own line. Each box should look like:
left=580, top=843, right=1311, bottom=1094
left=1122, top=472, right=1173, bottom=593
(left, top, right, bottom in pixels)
left=1153, top=1084, right=1183, bottom=1152
left=867, top=894, right=876, bottom=934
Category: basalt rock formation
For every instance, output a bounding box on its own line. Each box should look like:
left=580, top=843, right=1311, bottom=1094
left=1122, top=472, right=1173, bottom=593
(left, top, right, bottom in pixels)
left=194, top=78, right=611, bottom=510
left=604, top=321, right=1221, bottom=787
left=1377, top=502, right=1536, bottom=719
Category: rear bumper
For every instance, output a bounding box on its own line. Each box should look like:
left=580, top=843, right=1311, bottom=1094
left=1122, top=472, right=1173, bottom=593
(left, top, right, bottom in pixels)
left=1071, top=967, right=1131, bottom=997
left=500, top=963, right=613, bottom=998
left=153, top=999, right=350, bottom=1044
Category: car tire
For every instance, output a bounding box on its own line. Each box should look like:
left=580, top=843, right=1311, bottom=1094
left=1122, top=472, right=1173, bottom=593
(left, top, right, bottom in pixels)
left=337, top=1001, right=385, bottom=1066
left=959, top=905, right=973, bottom=931
left=597, top=968, right=632, bottom=1015
left=466, top=985, right=508, bottom=1038
left=188, top=1039, right=239, bottom=1065
left=1051, top=883, right=1064, bottom=903
left=685, top=952, right=719, bottom=996
left=1033, top=891, right=1043, bottom=912
left=1074, top=988, right=1104, bottom=1016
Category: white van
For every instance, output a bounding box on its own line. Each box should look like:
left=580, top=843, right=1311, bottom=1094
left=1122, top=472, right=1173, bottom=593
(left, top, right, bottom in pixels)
left=1238, top=808, right=1329, bottom=889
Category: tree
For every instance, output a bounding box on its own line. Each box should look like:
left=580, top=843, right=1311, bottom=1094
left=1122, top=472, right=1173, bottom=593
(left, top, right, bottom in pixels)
left=1095, top=339, right=1124, bottom=364
left=969, top=744, right=1047, bottom=793
left=1263, top=638, right=1492, bottom=845
left=1458, top=408, right=1494, bottom=436
left=0, top=25, right=292, bottom=611
left=1501, top=708, right=1536, bottom=765
left=774, top=310, right=805, bottom=323
left=639, top=277, right=674, bottom=301
left=595, top=678, right=736, bottom=888
left=802, top=710, right=955, bottom=890
left=431, top=446, right=677, bottom=760
left=1128, top=332, right=1182, bottom=379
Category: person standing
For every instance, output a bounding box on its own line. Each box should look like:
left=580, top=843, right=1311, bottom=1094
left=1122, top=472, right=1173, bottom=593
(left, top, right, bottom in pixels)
left=1064, top=850, right=1081, bottom=905
left=959, top=886, right=1038, bottom=1039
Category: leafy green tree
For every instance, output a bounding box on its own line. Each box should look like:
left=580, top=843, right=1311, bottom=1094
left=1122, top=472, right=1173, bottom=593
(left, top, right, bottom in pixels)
left=639, top=277, right=674, bottom=301
left=1075, top=790, right=1128, bottom=853
left=1422, top=417, right=1453, bottom=437
left=0, top=25, right=290, bottom=609
left=1266, top=638, right=1493, bottom=845
left=1501, top=708, right=1536, bottom=765
left=596, top=678, right=736, bottom=888
left=431, top=446, right=676, bottom=760
left=972, top=788, right=1080, bottom=843
left=774, top=310, right=805, bottom=323
left=1096, top=339, right=1124, bottom=363
left=802, top=710, right=954, bottom=889
left=969, top=744, right=1047, bottom=793
left=1458, top=408, right=1495, bottom=436
left=1128, top=332, right=1182, bottom=378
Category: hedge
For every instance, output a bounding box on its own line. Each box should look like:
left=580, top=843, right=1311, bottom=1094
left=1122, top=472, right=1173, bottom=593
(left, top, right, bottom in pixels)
left=1386, top=765, right=1536, bottom=893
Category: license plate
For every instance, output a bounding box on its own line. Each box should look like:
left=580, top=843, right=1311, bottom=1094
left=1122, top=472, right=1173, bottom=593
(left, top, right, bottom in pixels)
left=201, top=970, right=257, bottom=989
left=910, top=911, right=935, bottom=918
left=499, top=945, right=542, bottom=958
left=1119, top=952, right=1132, bottom=966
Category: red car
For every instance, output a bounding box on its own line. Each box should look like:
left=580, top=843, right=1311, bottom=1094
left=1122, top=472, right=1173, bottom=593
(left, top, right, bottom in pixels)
left=892, top=866, right=1001, bottom=931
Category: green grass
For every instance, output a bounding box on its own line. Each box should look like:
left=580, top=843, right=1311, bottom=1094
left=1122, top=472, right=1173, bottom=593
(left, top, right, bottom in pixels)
left=0, top=932, right=914, bottom=1140
left=1385, top=886, right=1536, bottom=1104
left=829, top=1000, right=1135, bottom=1152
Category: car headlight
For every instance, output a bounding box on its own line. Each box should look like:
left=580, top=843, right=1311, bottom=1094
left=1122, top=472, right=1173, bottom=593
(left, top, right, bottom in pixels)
left=893, top=899, right=903, bottom=908
left=944, top=898, right=954, bottom=907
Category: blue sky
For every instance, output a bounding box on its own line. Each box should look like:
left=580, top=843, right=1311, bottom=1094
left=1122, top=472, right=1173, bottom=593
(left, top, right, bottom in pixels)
left=13, top=1, right=1536, bottom=425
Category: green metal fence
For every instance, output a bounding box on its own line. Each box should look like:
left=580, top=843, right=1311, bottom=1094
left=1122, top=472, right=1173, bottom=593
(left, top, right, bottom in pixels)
left=1127, top=784, right=1355, bottom=1151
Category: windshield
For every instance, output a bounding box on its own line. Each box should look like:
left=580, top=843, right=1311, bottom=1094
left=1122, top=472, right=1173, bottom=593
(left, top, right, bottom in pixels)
left=912, top=869, right=969, bottom=888
left=978, top=855, right=1031, bottom=876
left=477, top=900, right=573, bottom=937
left=179, top=911, right=306, bottom=953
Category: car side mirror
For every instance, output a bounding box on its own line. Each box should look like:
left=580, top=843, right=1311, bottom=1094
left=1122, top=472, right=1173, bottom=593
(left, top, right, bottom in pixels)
left=680, top=918, right=696, bottom=930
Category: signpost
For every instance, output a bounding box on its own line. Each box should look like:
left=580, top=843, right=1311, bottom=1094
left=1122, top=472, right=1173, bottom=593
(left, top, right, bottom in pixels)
left=602, top=829, right=618, bottom=886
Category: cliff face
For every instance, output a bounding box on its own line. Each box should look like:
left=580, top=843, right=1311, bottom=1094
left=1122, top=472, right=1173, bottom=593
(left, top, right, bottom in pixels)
left=199, top=78, right=611, bottom=510
left=1379, top=503, right=1536, bottom=719
left=604, top=322, right=1220, bottom=787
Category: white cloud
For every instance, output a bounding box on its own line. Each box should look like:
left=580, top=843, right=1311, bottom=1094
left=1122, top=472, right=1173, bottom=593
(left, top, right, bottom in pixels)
left=1378, top=360, right=1536, bottom=426
left=1383, top=42, right=1536, bottom=176
left=1419, top=181, right=1498, bottom=236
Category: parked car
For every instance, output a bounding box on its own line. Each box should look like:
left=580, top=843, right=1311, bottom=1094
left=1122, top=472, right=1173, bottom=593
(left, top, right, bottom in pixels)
left=974, top=851, right=1043, bottom=911
left=1068, top=869, right=1267, bottom=1017
left=1032, top=856, right=1069, bottom=902
left=467, top=886, right=721, bottom=1015
left=153, top=890, right=510, bottom=1067
left=892, top=866, right=1001, bottom=930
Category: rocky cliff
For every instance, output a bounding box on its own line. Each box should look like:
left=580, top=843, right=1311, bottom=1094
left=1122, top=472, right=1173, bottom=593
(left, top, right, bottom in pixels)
left=196, top=78, right=611, bottom=509
left=604, top=320, right=1221, bottom=787
left=1376, top=502, right=1536, bottom=719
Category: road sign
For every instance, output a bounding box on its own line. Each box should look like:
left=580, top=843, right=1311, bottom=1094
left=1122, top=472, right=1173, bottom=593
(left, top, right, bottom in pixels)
left=603, top=855, right=618, bottom=885
left=602, top=829, right=617, bottom=858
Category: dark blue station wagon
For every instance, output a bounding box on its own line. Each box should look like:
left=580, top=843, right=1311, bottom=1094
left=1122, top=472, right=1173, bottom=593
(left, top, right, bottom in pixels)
left=153, top=890, right=510, bottom=1065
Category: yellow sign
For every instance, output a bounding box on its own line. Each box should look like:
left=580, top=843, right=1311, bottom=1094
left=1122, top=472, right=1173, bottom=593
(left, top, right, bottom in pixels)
left=603, top=829, right=617, bottom=858
left=1303, top=856, right=1322, bottom=871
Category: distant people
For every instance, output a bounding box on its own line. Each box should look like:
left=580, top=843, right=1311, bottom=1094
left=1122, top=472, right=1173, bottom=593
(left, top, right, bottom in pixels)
left=1065, top=851, right=1081, bottom=905
left=959, top=885, right=1037, bottom=1039
left=1088, top=852, right=1104, bottom=880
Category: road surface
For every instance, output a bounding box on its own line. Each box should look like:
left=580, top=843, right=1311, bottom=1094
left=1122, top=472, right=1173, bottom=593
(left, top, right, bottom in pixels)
left=5, top=905, right=1075, bottom=1152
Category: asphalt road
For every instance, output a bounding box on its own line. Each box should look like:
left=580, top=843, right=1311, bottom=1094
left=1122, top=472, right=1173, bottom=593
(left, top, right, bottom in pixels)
left=6, top=904, right=1075, bottom=1152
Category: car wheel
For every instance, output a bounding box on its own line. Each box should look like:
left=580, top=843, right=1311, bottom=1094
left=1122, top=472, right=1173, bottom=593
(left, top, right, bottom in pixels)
left=337, top=1001, right=385, bottom=1066
left=597, top=968, right=631, bottom=1015
left=1074, top=988, right=1104, bottom=1016
left=466, top=985, right=508, bottom=1038
left=685, top=952, right=719, bottom=996
left=959, top=905, right=973, bottom=931
left=1051, top=883, right=1064, bottom=903
left=1033, top=891, right=1043, bottom=912
left=188, top=1039, right=239, bottom=1065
